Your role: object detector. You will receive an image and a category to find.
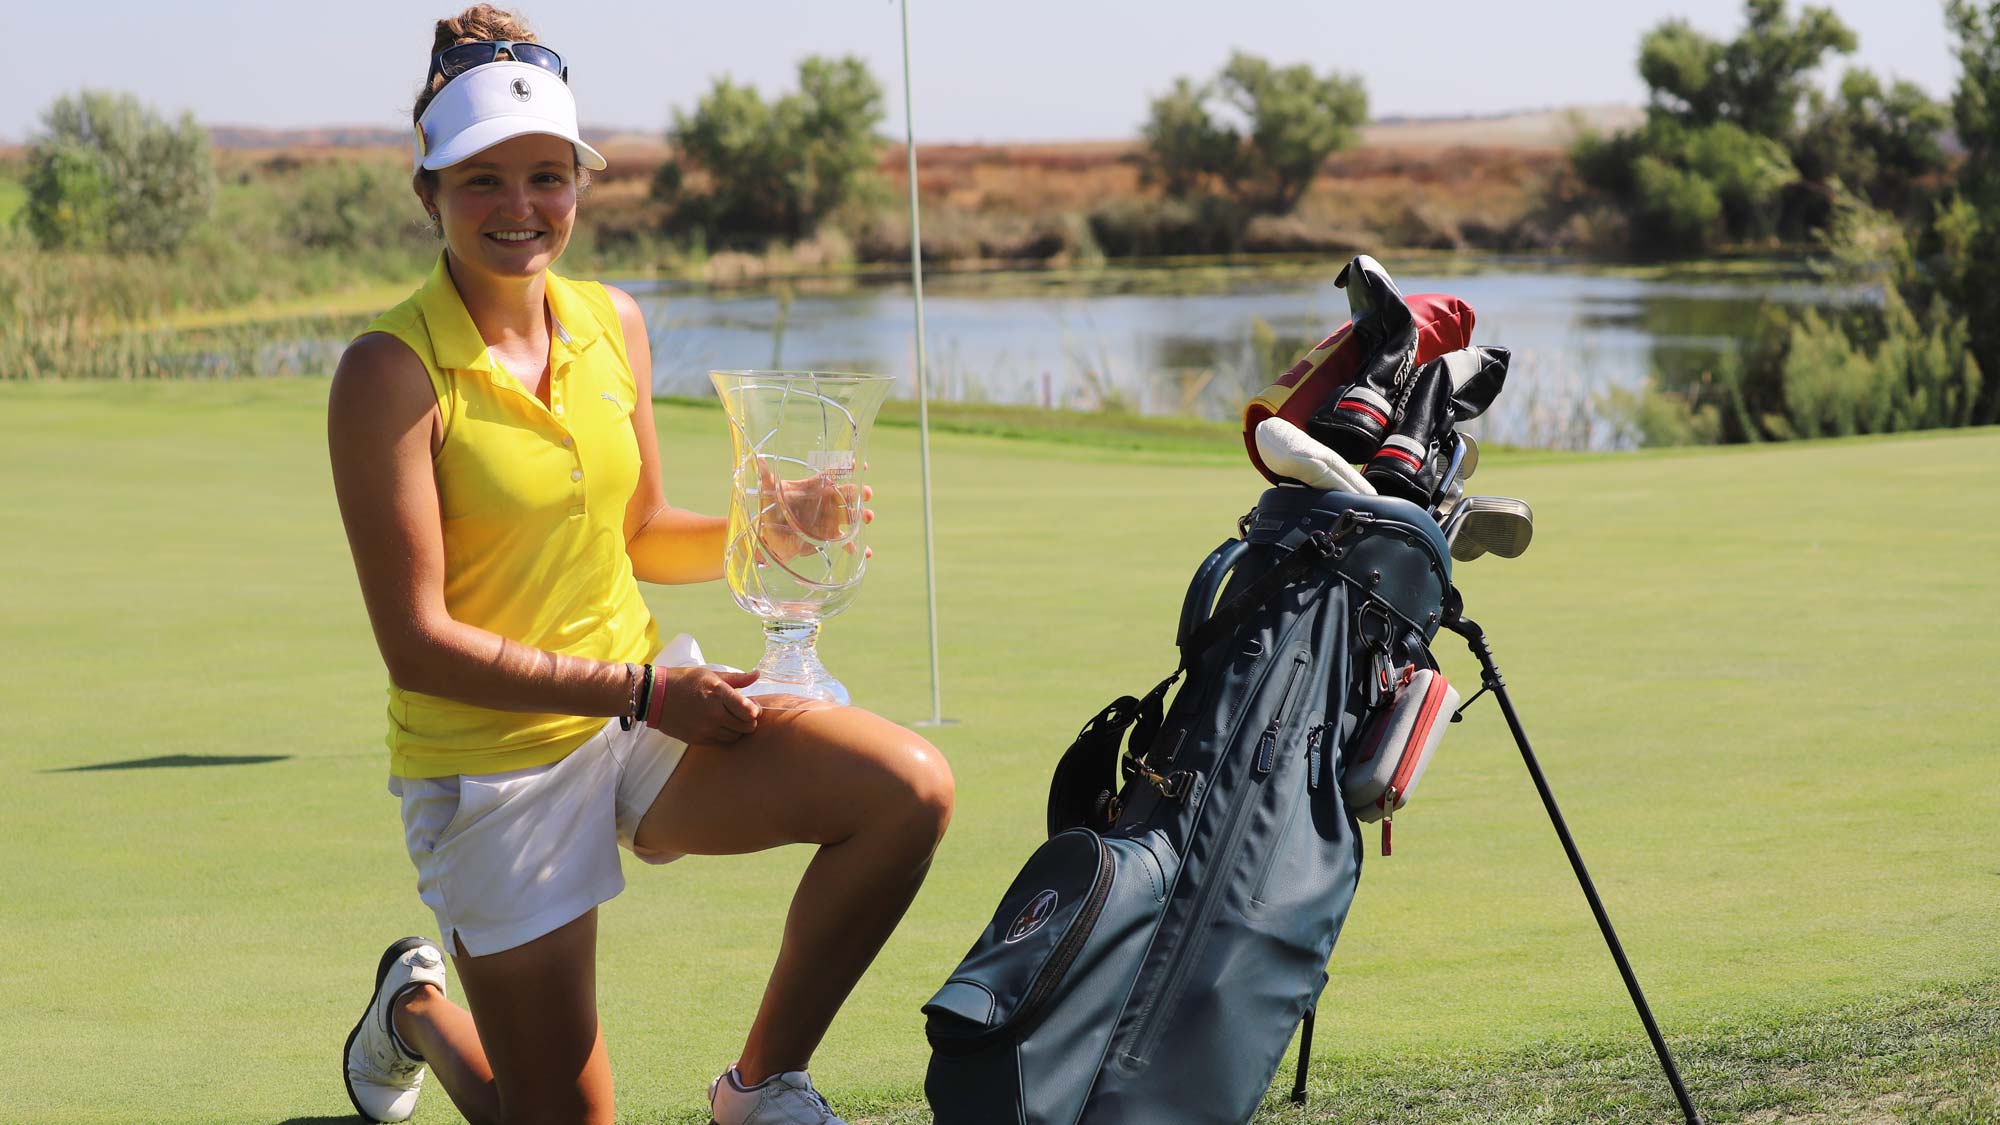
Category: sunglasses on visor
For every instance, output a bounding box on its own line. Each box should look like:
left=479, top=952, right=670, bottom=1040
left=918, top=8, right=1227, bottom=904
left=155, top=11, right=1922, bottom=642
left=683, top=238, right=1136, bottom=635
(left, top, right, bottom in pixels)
left=427, top=40, right=568, bottom=86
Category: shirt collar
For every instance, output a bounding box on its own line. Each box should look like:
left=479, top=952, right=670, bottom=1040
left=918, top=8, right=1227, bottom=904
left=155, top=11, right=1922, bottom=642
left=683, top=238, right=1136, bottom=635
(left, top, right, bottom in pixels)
left=542, top=267, right=610, bottom=358
left=414, top=253, right=493, bottom=374
left=413, top=253, right=610, bottom=373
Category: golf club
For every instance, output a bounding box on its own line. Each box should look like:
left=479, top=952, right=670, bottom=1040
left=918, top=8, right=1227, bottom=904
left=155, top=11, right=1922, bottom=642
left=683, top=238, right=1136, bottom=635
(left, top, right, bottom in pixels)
left=1254, top=417, right=1378, bottom=495
left=1430, top=432, right=1469, bottom=514
left=1444, top=495, right=1533, bottom=561
left=1437, top=477, right=1465, bottom=520
left=1432, top=433, right=1478, bottom=521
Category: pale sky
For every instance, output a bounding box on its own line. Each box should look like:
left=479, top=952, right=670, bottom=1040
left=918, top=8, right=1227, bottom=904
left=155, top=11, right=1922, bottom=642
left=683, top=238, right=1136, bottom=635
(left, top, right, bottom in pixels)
left=2, top=0, right=1961, bottom=144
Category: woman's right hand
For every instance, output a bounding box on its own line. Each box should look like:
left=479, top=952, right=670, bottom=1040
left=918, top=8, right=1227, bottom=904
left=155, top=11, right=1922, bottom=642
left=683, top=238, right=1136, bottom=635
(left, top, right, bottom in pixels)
left=650, top=666, right=763, bottom=745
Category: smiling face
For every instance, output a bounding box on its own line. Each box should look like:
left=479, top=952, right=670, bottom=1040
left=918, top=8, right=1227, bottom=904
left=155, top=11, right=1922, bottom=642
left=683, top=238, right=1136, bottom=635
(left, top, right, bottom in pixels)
left=420, top=132, right=578, bottom=281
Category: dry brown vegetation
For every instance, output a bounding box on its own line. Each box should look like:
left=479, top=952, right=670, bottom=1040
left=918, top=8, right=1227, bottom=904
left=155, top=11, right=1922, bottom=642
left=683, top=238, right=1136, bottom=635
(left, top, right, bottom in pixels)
left=185, top=134, right=1577, bottom=270
left=528, top=108, right=1601, bottom=256
left=862, top=138, right=1575, bottom=260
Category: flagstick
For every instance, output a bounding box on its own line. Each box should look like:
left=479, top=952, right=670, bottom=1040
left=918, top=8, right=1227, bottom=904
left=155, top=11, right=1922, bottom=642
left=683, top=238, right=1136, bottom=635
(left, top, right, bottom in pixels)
left=901, top=0, right=951, bottom=727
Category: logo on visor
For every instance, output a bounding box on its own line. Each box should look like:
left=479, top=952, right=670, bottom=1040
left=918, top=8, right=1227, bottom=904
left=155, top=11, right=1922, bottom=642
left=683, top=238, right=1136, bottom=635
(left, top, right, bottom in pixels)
left=511, top=78, right=533, bottom=101
left=1005, top=890, right=1060, bottom=943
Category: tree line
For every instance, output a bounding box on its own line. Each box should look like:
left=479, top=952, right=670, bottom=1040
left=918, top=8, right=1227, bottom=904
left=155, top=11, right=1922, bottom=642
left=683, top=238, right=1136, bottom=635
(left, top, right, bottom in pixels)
left=1569, top=0, right=1948, bottom=255
left=4, top=18, right=1964, bottom=267
left=1575, top=0, right=1997, bottom=441
left=11, top=6, right=1998, bottom=440
left=15, top=48, right=1368, bottom=262
left=649, top=49, right=1366, bottom=253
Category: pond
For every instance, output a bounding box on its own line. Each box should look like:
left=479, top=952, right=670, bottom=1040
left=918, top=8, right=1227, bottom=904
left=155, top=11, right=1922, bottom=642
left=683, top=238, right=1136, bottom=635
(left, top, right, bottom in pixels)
left=624, top=258, right=1862, bottom=450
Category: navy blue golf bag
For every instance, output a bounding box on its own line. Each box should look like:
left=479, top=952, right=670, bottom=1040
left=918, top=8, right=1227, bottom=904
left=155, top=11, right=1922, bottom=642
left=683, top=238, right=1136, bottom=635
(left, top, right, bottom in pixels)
left=923, top=487, right=1452, bottom=1124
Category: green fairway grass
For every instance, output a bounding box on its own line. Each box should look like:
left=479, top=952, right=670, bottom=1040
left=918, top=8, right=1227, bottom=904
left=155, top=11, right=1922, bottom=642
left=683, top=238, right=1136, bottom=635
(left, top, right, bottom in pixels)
left=0, top=380, right=1993, bottom=1123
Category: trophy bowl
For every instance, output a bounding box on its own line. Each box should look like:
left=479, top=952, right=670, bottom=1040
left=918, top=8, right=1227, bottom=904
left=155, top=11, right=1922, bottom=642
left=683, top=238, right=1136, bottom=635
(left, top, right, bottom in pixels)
left=710, top=370, right=893, bottom=707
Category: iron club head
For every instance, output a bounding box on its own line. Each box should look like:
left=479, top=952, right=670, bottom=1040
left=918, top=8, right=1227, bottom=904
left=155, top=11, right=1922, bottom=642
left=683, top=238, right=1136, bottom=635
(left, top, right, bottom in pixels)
left=1444, top=495, right=1534, bottom=562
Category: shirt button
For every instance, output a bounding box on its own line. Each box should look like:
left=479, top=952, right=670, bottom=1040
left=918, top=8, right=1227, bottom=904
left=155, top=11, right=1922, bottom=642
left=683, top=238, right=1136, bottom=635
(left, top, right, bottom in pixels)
left=571, top=469, right=583, bottom=482
left=561, top=436, right=573, bottom=447
left=554, top=405, right=565, bottom=415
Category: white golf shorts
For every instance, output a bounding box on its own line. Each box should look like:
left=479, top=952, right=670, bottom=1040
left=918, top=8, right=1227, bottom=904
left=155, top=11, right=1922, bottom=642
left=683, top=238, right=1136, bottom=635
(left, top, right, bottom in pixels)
left=388, top=634, right=705, bottom=957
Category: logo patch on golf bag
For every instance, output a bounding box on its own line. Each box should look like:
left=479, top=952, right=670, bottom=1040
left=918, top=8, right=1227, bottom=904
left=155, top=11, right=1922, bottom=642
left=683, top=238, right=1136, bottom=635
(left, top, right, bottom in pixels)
left=1005, top=890, right=1059, bottom=943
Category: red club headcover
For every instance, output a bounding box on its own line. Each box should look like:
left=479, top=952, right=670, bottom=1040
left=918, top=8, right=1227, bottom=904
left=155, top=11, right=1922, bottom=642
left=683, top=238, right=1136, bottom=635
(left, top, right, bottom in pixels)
left=1241, top=294, right=1476, bottom=485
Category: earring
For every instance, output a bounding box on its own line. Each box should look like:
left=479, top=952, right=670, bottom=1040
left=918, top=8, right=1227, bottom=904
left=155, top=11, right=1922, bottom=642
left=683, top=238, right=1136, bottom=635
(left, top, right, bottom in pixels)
left=427, top=212, right=442, bottom=238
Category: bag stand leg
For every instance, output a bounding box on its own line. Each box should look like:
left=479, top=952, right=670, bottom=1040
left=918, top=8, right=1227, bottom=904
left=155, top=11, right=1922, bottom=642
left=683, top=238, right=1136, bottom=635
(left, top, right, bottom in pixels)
left=1443, top=609, right=1703, bottom=1125
left=1289, top=1006, right=1315, bottom=1105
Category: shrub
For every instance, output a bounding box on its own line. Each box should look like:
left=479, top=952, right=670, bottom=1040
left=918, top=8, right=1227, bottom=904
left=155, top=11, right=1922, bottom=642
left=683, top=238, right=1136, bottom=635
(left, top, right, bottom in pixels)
left=1631, top=154, right=1724, bottom=251
left=1564, top=0, right=1934, bottom=254
left=656, top=56, right=884, bottom=245
left=1794, top=70, right=1949, bottom=215
left=279, top=158, right=429, bottom=254
left=1140, top=51, right=1366, bottom=214
left=1623, top=286, right=1984, bottom=446
left=24, top=90, right=215, bottom=254
left=1086, top=196, right=1245, bottom=257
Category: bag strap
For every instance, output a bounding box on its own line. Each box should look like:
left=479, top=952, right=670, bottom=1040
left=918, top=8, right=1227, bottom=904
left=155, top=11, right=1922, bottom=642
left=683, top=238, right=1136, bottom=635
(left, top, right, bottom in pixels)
left=1046, top=524, right=1365, bottom=837
left=1048, top=516, right=1392, bottom=832
left=1176, top=527, right=1339, bottom=665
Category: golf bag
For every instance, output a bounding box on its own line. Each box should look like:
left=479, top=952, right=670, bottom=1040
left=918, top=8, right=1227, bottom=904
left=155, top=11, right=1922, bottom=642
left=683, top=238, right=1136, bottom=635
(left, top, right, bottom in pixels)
left=923, top=487, right=1452, bottom=1125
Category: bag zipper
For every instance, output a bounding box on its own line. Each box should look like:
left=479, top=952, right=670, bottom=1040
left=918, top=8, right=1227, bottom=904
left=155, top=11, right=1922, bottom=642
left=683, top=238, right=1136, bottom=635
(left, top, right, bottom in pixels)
left=1122, top=631, right=1318, bottom=1071
left=1378, top=673, right=1448, bottom=857
left=1348, top=663, right=1412, bottom=771
left=1379, top=674, right=1447, bottom=812
left=1122, top=771, right=1253, bottom=1070
left=1255, top=652, right=1311, bottom=773
left=1305, top=722, right=1325, bottom=789
left=1014, top=833, right=1117, bottom=1029
left=934, top=831, right=1117, bottom=1054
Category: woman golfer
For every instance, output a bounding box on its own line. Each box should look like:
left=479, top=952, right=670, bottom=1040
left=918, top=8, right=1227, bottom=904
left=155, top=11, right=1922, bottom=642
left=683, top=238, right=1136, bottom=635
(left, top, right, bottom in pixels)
left=327, top=8, right=953, bottom=1123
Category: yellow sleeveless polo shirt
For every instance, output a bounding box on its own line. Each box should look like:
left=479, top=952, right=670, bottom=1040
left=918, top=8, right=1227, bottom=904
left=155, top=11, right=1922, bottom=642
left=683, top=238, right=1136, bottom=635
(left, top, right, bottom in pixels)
left=359, top=253, right=660, bottom=779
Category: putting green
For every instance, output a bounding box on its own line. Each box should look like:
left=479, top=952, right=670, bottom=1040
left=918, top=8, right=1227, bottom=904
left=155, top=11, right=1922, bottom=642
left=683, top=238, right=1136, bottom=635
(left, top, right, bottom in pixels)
left=0, top=380, right=1992, bottom=1123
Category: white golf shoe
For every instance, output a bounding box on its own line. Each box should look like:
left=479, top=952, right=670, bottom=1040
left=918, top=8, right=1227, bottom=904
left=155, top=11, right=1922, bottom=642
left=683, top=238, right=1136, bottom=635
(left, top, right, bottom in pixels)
left=343, top=936, right=446, bottom=1123
left=709, top=1064, right=850, bottom=1125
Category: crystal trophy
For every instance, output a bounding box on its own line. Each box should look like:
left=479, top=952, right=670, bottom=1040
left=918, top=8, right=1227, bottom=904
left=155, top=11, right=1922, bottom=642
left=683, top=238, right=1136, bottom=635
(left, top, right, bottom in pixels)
left=710, top=370, right=893, bottom=706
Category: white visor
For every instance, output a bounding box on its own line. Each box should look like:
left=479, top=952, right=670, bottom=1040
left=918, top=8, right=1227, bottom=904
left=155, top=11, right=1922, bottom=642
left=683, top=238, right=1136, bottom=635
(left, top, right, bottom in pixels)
left=414, top=60, right=607, bottom=172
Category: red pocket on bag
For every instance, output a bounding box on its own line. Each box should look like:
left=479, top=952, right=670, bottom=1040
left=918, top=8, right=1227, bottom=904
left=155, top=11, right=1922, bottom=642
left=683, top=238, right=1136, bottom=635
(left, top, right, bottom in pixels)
left=1344, top=667, right=1458, bottom=854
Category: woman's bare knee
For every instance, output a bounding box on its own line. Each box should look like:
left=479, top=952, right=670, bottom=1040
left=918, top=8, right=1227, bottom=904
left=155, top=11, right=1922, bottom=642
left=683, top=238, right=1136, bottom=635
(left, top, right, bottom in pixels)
left=805, top=714, right=952, bottom=845
left=874, top=730, right=954, bottom=848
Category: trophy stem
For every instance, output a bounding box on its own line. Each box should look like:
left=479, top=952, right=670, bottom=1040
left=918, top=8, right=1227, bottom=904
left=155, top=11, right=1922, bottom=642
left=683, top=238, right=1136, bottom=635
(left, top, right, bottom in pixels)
left=746, top=619, right=849, bottom=706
